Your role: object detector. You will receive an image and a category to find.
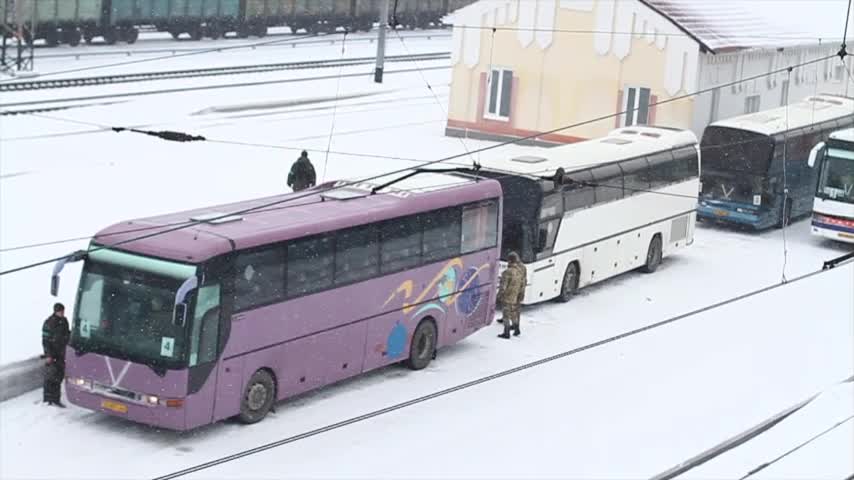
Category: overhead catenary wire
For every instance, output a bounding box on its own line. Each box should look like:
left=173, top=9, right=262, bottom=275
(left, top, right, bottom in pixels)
left=321, top=31, right=348, bottom=183
left=0, top=50, right=837, bottom=277
left=149, top=256, right=854, bottom=480
left=737, top=414, right=854, bottom=480
left=390, top=21, right=477, bottom=164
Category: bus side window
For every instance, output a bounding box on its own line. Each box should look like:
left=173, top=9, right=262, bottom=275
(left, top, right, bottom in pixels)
left=233, top=247, right=285, bottom=311
left=620, top=157, right=651, bottom=195
left=590, top=164, right=623, bottom=203
left=563, top=169, right=596, bottom=212
left=646, top=151, right=676, bottom=188
left=189, top=284, right=221, bottom=367
left=380, top=215, right=422, bottom=274
left=460, top=199, right=500, bottom=254
left=335, top=224, right=380, bottom=285
left=287, top=235, right=334, bottom=297
left=671, top=146, right=699, bottom=180
left=422, top=207, right=462, bottom=263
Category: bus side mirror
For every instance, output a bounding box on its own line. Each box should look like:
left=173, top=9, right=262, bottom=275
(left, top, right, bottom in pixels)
left=808, top=142, right=826, bottom=168
left=173, top=276, right=198, bottom=327
left=50, top=250, right=87, bottom=296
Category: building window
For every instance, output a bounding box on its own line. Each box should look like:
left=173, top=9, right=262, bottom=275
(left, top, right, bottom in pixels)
left=780, top=80, right=790, bottom=106
left=486, top=69, right=513, bottom=120
left=744, top=95, right=761, bottom=114
left=622, top=86, right=651, bottom=126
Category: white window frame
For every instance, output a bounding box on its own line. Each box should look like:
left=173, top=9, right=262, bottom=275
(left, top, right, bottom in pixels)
left=744, top=94, right=761, bottom=114
left=484, top=68, right=513, bottom=121
left=621, top=86, right=651, bottom=127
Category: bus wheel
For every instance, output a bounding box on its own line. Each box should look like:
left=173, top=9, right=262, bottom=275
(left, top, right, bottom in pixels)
left=238, top=369, right=276, bottom=424
left=406, top=320, right=437, bottom=371
left=556, top=262, right=579, bottom=303
left=642, top=234, right=663, bottom=273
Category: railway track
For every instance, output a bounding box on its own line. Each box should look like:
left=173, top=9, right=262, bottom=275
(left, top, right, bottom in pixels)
left=34, top=32, right=449, bottom=60
left=0, top=52, right=450, bottom=92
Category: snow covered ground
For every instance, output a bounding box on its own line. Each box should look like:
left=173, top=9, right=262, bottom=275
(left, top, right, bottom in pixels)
left=1, top=36, right=853, bottom=479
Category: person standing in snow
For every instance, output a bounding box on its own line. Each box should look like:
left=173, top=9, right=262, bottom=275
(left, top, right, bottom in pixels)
left=42, top=302, right=70, bottom=407
left=497, top=252, right=527, bottom=339
left=287, top=150, right=317, bottom=192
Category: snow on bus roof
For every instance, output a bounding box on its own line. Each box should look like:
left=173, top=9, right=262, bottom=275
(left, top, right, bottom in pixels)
left=709, top=95, right=854, bottom=137
left=475, top=126, right=698, bottom=178
left=829, top=127, right=854, bottom=143
left=92, top=171, right=496, bottom=263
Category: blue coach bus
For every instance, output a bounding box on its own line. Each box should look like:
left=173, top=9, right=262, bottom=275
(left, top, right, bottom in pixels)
left=698, top=94, right=854, bottom=230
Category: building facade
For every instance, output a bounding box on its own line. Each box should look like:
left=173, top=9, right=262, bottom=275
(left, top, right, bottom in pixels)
left=444, top=0, right=854, bottom=146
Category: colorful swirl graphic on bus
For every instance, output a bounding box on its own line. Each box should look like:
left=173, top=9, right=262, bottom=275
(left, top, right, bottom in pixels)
left=380, top=258, right=490, bottom=358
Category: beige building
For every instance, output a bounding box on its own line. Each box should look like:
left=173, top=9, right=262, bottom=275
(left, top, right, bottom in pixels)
left=443, top=0, right=854, bottom=146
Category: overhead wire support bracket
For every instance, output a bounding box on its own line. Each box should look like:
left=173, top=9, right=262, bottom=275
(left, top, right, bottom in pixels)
left=370, top=166, right=482, bottom=195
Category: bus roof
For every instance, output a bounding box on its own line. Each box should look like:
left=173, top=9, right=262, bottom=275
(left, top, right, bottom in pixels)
left=709, top=94, right=854, bottom=137
left=92, top=171, right=501, bottom=264
left=475, top=126, right=698, bottom=179
left=829, top=127, right=854, bottom=143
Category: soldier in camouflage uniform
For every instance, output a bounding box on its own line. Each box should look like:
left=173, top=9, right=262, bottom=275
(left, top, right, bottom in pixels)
left=497, top=251, right=527, bottom=339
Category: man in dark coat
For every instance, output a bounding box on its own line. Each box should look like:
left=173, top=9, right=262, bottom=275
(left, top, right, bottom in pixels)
left=287, top=150, right=317, bottom=192
left=42, top=302, right=70, bottom=407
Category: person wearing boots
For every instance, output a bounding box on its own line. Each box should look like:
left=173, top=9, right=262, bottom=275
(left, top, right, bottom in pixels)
left=497, top=251, right=527, bottom=339
left=42, top=302, right=70, bottom=407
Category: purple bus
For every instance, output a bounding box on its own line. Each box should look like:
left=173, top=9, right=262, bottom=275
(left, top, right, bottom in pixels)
left=51, top=172, right=502, bottom=430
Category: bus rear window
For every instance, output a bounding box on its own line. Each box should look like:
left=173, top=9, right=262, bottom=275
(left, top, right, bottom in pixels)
left=701, top=126, right=774, bottom=174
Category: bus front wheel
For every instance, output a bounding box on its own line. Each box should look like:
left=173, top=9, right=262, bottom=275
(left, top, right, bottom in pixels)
left=406, top=320, right=437, bottom=370
left=238, top=369, right=276, bottom=424
left=555, top=262, right=579, bottom=303
left=642, top=234, right=663, bottom=273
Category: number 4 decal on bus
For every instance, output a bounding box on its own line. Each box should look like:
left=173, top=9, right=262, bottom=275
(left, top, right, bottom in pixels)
left=161, top=337, right=175, bottom=357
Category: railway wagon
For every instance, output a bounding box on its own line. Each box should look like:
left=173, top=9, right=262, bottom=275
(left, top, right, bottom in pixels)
left=394, top=0, right=448, bottom=29
left=1, top=0, right=100, bottom=46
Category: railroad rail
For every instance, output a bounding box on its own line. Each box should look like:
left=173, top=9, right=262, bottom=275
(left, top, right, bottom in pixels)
left=0, top=52, right=450, bottom=92
left=34, top=32, right=449, bottom=61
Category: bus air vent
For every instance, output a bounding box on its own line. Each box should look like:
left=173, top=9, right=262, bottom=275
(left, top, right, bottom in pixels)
left=601, top=138, right=632, bottom=144
left=511, top=155, right=547, bottom=164
left=190, top=212, right=244, bottom=224
left=321, top=188, right=371, bottom=201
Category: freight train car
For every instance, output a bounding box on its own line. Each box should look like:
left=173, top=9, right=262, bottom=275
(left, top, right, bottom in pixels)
left=1, top=0, right=477, bottom=47
left=1, top=0, right=100, bottom=46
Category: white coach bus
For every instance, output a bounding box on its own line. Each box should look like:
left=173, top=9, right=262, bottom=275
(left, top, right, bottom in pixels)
left=808, top=127, right=854, bottom=243
left=475, top=126, right=700, bottom=305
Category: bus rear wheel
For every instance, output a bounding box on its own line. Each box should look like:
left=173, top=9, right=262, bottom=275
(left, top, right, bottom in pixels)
left=642, top=234, right=663, bottom=273
left=556, top=262, right=579, bottom=303
left=238, top=369, right=276, bottom=424
left=406, top=320, right=437, bottom=370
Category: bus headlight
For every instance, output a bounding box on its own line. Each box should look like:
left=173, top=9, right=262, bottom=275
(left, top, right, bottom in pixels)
left=69, top=377, right=92, bottom=389
left=144, top=395, right=159, bottom=405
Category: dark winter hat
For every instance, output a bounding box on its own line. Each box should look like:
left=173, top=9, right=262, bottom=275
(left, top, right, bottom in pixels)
left=53, top=302, right=65, bottom=313
left=507, top=252, right=520, bottom=263
left=301, top=150, right=308, bottom=157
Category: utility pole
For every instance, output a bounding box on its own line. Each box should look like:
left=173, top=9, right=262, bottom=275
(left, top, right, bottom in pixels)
left=374, top=0, right=390, bottom=83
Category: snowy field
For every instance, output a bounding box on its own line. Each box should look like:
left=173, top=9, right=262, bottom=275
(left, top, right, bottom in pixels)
left=2, top=33, right=853, bottom=479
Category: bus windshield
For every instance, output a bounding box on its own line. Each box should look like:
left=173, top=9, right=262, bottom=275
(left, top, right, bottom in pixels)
left=71, top=249, right=198, bottom=369
left=817, top=148, right=854, bottom=204
left=701, top=126, right=775, bottom=174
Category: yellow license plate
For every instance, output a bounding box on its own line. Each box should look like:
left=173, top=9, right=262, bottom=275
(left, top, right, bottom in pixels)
left=101, top=400, right=128, bottom=414
left=714, top=209, right=729, bottom=217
